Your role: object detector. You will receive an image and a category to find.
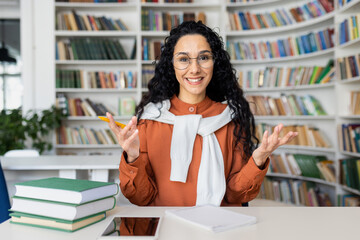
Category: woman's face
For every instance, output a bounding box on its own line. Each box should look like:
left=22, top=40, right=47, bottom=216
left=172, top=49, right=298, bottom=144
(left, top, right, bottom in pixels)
left=173, top=34, right=214, bottom=104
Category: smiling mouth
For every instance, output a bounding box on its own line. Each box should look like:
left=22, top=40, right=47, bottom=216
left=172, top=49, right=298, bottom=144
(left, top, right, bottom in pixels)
left=186, top=77, right=203, bottom=83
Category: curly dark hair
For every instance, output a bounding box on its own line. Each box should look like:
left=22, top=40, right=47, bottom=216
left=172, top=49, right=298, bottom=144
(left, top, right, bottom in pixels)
left=136, top=21, right=258, bottom=158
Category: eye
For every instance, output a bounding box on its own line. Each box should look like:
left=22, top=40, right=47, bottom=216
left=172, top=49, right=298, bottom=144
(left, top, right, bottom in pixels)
left=178, top=57, right=190, bottom=62
left=198, top=54, right=211, bottom=61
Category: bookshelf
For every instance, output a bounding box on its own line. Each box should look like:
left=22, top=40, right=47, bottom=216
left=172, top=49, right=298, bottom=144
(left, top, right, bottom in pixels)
left=47, top=0, right=360, bottom=206
left=54, top=0, right=140, bottom=155
left=224, top=0, right=341, bottom=206
left=334, top=0, right=360, bottom=205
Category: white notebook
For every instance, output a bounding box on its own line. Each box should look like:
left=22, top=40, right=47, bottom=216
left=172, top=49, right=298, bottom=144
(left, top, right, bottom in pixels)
left=165, top=205, right=257, bottom=233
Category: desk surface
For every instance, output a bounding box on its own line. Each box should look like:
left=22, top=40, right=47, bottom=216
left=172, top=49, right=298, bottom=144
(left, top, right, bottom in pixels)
left=1, top=206, right=359, bottom=240
left=0, top=156, right=119, bottom=170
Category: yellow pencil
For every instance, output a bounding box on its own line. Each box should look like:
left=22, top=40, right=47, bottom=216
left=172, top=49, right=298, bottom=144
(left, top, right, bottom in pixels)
left=98, top=116, right=126, bottom=129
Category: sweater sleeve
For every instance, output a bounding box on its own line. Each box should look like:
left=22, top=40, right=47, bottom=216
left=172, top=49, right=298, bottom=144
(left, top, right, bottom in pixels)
left=119, top=121, right=158, bottom=206
left=224, top=147, right=269, bottom=205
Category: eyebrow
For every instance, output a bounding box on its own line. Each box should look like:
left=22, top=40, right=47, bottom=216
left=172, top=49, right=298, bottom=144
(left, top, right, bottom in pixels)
left=174, top=50, right=212, bottom=56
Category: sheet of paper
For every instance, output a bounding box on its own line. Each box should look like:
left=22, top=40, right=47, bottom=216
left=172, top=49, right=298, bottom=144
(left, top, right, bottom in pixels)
left=165, top=205, right=256, bottom=233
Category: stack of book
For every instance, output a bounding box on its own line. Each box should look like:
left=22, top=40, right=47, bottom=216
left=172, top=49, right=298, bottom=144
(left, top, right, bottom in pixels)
left=9, top=177, right=118, bottom=232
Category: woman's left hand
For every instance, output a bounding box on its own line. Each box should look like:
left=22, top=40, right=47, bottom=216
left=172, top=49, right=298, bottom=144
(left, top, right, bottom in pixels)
left=252, top=123, right=298, bottom=168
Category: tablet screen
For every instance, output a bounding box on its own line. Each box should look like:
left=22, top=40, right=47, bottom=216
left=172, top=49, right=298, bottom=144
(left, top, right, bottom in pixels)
left=101, top=217, right=160, bottom=237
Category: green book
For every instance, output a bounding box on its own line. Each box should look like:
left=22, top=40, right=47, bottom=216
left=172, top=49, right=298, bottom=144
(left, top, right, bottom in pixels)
left=55, top=69, right=61, bottom=88
left=13, top=177, right=118, bottom=204
left=113, top=40, right=128, bottom=59
left=315, top=59, right=334, bottom=84
left=10, top=211, right=106, bottom=232
left=10, top=195, right=116, bottom=221
left=308, top=66, right=320, bottom=85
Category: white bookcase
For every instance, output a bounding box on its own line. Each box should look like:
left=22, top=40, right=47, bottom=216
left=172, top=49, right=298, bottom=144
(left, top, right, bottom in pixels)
left=334, top=0, right=360, bottom=197
left=48, top=0, right=360, bottom=205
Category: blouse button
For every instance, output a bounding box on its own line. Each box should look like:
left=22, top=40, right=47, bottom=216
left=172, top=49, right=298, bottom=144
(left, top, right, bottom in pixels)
left=189, top=107, right=195, bottom=112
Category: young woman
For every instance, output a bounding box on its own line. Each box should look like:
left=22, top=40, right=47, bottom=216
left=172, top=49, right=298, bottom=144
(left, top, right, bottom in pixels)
left=107, top=21, right=297, bottom=206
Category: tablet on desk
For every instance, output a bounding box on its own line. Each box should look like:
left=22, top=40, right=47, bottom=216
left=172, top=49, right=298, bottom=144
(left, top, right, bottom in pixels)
left=97, top=216, right=162, bottom=240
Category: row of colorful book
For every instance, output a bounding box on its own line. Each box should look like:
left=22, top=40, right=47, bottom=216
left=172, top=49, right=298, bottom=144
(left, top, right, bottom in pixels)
left=56, top=0, right=127, bottom=2
left=56, top=10, right=129, bottom=31
left=338, top=0, right=355, bottom=8
left=259, top=177, right=333, bottom=206
left=246, top=94, right=327, bottom=116
left=268, top=153, right=336, bottom=182
left=141, top=10, right=205, bottom=31
left=56, top=69, right=137, bottom=89
left=142, top=0, right=194, bottom=2
left=56, top=94, right=117, bottom=117
left=338, top=124, right=360, bottom=153
left=56, top=38, right=136, bottom=60
left=142, top=38, right=163, bottom=61
left=338, top=14, right=360, bottom=45
left=227, top=28, right=334, bottom=60
left=56, top=94, right=135, bottom=117
left=239, top=60, right=335, bottom=89
left=340, top=158, right=360, bottom=191
left=227, top=0, right=334, bottom=31
left=256, top=124, right=331, bottom=149
left=228, top=0, right=260, bottom=2
left=56, top=126, right=118, bottom=145
left=338, top=194, right=360, bottom=206
left=10, top=177, right=118, bottom=232
left=338, top=54, right=360, bottom=80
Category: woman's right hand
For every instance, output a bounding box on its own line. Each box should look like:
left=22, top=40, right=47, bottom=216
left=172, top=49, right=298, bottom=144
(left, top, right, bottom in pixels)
left=107, top=112, right=140, bottom=163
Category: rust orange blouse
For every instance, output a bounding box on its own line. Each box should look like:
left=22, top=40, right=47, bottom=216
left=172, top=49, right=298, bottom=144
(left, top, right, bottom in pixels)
left=119, top=95, right=269, bottom=206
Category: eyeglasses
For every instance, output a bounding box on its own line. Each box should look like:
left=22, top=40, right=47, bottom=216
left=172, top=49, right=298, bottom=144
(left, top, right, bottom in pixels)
left=172, top=52, right=215, bottom=70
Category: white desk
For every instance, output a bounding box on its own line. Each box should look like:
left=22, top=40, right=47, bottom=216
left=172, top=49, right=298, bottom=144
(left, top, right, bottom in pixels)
left=0, top=206, right=358, bottom=240
left=1, top=155, right=120, bottom=182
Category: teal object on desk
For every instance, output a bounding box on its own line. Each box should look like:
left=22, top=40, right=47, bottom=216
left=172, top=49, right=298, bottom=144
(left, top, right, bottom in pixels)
left=0, top=162, right=10, bottom=223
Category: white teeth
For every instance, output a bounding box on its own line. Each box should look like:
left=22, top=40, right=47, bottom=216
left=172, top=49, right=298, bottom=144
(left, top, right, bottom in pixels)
left=186, top=78, right=202, bottom=82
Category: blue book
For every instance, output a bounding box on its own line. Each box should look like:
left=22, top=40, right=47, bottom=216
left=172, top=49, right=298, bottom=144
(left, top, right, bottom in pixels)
left=143, top=38, right=149, bottom=60
left=238, top=12, right=249, bottom=30
left=234, top=42, right=241, bottom=60
left=303, top=4, right=314, bottom=18
left=300, top=35, right=311, bottom=53
left=318, top=30, right=328, bottom=49
left=277, top=39, right=286, bottom=57
left=297, top=96, right=309, bottom=115
left=148, top=10, right=154, bottom=31
left=266, top=41, right=273, bottom=58
left=295, top=37, right=305, bottom=55
left=275, top=9, right=287, bottom=25
left=308, top=32, right=318, bottom=52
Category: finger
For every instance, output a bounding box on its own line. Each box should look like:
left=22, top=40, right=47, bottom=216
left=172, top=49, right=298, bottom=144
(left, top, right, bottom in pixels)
left=261, top=130, right=269, bottom=149
left=268, top=126, right=280, bottom=148
left=129, top=116, right=138, bottom=132
left=122, top=129, right=139, bottom=150
left=131, top=116, right=138, bottom=125
left=107, top=112, right=120, bottom=134
left=279, top=131, right=298, bottom=145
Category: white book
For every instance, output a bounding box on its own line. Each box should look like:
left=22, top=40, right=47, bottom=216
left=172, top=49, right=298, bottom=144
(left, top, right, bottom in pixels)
left=165, top=205, right=256, bottom=233
left=13, top=177, right=118, bottom=204
left=11, top=196, right=115, bottom=221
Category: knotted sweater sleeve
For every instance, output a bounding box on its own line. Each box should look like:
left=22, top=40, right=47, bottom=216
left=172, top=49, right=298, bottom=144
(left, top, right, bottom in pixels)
left=119, top=121, right=158, bottom=206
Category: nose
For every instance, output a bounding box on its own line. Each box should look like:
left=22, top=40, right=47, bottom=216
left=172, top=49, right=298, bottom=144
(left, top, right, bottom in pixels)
left=188, top=59, right=201, bottom=73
